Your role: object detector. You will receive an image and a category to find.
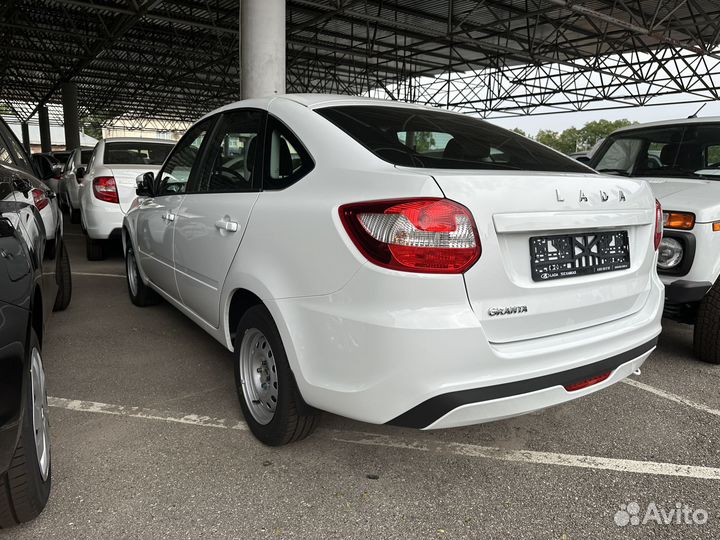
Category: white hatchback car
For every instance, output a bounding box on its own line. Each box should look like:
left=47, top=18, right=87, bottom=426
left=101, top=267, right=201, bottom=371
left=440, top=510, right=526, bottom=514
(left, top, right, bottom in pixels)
left=124, top=95, right=664, bottom=446
left=80, top=137, right=174, bottom=260
left=590, top=118, right=720, bottom=363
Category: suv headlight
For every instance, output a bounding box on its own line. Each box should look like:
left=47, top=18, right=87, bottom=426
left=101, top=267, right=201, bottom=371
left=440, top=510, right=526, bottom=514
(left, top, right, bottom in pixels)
left=657, top=237, right=684, bottom=269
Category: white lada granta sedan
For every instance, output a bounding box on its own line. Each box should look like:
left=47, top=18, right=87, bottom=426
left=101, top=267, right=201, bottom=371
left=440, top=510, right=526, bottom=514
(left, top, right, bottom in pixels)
left=123, top=95, right=664, bottom=446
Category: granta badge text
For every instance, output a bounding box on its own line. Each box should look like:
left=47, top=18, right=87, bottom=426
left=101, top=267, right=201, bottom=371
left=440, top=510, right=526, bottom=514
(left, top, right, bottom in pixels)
left=488, top=306, right=528, bottom=317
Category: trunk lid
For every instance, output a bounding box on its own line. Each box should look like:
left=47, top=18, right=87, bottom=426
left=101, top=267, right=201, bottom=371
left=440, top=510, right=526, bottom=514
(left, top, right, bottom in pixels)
left=430, top=171, right=657, bottom=343
left=110, top=165, right=162, bottom=214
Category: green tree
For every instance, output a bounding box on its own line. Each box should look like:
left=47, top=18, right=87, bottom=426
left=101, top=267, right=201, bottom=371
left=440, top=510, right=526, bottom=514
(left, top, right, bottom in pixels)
left=511, top=127, right=527, bottom=137
left=81, top=115, right=104, bottom=140
left=535, top=119, right=635, bottom=154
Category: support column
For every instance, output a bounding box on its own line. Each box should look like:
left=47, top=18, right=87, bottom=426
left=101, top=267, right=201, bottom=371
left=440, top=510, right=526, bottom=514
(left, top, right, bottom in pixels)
left=21, top=122, right=30, bottom=153
left=38, top=105, right=51, bottom=153
left=62, top=82, right=80, bottom=151
left=240, top=0, right=285, bottom=99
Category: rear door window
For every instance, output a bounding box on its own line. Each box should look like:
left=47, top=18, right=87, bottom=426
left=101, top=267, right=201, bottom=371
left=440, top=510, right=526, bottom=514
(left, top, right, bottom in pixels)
left=263, top=117, right=314, bottom=190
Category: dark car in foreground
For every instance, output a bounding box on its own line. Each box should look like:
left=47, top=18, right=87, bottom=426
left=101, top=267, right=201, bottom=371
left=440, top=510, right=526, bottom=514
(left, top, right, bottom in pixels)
left=0, top=120, right=73, bottom=527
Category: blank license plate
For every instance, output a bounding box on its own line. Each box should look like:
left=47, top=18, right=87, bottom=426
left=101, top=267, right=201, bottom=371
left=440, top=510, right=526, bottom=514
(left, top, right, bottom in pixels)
left=530, top=231, right=630, bottom=282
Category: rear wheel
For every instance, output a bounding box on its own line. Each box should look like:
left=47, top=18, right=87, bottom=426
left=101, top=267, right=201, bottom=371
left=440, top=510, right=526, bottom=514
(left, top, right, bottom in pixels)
left=126, top=244, right=159, bottom=307
left=693, top=280, right=720, bottom=364
left=234, top=306, right=319, bottom=446
left=0, top=331, right=51, bottom=528
left=85, top=236, right=105, bottom=261
left=52, top=242, right=72, bottom=312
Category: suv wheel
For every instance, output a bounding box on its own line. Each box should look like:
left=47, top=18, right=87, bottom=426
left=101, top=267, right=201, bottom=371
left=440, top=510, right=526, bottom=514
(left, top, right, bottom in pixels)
left=126, top=244, right=159, bottom=306
left=85, top=236, right=104, bottom=261
left=52, top=242, right=72, bottom=312
left=694, top=280, right=720, bottom=364
left=0, top=331, right=51, bottom=527
left=234, top=306, right=319, bottom=446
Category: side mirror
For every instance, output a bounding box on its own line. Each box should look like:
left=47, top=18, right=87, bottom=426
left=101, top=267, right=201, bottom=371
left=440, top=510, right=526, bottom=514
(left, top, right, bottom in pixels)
left=136, top=172, right=155, bottom=197
left=76, top=167, right=85, bottom=181
left=51, top=164, right=63, bottom=178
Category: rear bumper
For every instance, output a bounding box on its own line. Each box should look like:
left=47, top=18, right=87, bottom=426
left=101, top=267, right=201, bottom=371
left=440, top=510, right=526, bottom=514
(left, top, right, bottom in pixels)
left=390, top=339, right=655, bottom=429
left=272, top=266, right=664, bottom=428
left=83, top=202, right=125, bottom=240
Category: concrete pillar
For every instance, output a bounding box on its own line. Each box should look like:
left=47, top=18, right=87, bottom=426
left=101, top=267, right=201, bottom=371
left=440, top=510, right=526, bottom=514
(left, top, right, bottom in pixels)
left=240, top=0, right=285, bottom=99
left=38, top=105, right=51, bottom=153
left=62, top=82, right=80, bottom=151
left=21, top=122, right=30, bottom=153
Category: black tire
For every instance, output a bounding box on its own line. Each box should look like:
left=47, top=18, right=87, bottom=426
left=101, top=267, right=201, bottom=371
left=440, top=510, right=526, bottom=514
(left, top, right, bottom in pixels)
left=693, top=280, right=720, bottom=364
left=233, top=305, right=319, bottom=446
left=125, top=244, right=159, bottom=307
left=52, top=242, right=72, bottom=312
left=85, top=236, right=105, bottom=261
left=0, top=331, right=51, bottom=528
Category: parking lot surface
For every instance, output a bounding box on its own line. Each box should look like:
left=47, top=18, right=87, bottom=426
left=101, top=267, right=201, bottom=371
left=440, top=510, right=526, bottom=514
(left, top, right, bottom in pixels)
left=2, top=223, right=720, bottom=539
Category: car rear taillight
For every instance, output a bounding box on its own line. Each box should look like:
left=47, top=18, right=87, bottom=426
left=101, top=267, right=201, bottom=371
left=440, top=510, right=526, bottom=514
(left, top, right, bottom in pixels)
left=339, top=198, right=481, bottom=273
left=93, top=176, right=119, bottom=204
left=31, top=188, right=49, bottom=211
left=563, top=371, right=612, bottom=392
left=654, top=199, right=663, bottom=250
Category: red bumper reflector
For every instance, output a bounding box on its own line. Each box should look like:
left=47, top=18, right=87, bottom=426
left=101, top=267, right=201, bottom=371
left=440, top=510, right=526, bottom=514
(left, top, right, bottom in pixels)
left=563, top=371, right=612, bottom=392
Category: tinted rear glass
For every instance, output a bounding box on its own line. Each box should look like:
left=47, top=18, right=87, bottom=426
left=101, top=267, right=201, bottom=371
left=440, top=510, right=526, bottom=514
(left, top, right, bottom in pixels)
left=316, top=106, right=590, bottom=172
left=590, top=123, right=720, bottom=179
left=80, top=150, right=94, bottom=164
left=104, top=142, right=172, bottom=165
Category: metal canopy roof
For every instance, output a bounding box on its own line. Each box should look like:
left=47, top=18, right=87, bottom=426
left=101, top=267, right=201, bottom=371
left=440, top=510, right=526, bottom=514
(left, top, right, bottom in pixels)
left=2, top=0, right=720, bottom=127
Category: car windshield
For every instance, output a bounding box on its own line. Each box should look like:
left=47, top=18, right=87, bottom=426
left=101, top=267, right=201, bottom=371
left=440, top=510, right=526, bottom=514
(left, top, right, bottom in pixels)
left=590, top=123, right=720, bottom=179
left=104, top=142, right=172, bottom=165
left=316, top=105, right=591, bottom=173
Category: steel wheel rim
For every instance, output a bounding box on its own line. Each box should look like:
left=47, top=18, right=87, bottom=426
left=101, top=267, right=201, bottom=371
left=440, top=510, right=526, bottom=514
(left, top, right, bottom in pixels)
left=127, top=250, right=139, bottom=297
left=239, top=328, right=279, bottom=425
left=30, top=347, right=50, bottom=481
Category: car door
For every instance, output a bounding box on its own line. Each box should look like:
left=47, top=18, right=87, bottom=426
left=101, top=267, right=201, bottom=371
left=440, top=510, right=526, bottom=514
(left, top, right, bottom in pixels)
left=173, top=109, right=265, bottom=327
left=135, top=118, right=214, bottom=300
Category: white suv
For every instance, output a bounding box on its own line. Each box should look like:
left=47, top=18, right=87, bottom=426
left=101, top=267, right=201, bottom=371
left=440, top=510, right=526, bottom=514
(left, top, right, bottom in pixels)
left=124, top=95, right=663, bottom=445
left=80, top=137, right=174, bottom=260
left=590, top=118, right=720, bottom=364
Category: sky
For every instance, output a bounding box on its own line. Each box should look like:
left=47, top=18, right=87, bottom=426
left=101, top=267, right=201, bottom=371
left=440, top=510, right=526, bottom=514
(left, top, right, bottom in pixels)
left=487, top=97, right=720, bottom=136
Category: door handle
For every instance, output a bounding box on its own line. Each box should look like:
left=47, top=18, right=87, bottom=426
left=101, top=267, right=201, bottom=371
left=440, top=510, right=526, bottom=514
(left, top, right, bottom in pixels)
left=162, top=212, right=175, bottom=222
left=215, top=219, right=239, bottom=232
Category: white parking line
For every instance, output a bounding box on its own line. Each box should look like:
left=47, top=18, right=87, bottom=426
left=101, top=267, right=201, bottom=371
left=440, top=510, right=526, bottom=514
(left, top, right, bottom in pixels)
left=72, top=272, right=126, bottom=278
left=48, top=396, right=720, bottom=481
left=623, top=378, right=720, bottom=418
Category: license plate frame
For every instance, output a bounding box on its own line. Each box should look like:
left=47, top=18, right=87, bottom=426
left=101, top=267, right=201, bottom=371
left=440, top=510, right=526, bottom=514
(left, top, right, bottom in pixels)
left=529, top=230, right=630, bottom=282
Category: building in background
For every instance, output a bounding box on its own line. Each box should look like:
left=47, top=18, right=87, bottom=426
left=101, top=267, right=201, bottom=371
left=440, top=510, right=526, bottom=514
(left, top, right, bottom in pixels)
left=3, top=116, right=98, bottom=153
left=101, top=117, right=188, bottom=141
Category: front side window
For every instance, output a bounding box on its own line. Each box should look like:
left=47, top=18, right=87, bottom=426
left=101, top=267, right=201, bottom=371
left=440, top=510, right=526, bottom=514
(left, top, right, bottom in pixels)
left=316, top=105, right=590, bottom=173
left=198, top=109, right=264, bottom=193
left=104, top=141, right=173, bottom=166
left=80, top=149, right=94, bottom=165
left=156, top=119, right=212, bottom=196
left=591, top=123, right=720, bottom=178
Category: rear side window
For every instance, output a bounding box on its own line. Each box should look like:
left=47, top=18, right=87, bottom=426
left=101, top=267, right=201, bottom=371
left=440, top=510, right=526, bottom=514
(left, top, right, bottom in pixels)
left=80, top=150, right=94, bottom=165
left=104, top=142, right=172, bottom=165
left=263, top=117, right=314, bottom=190
left=316, top=105, right=590, bottom=173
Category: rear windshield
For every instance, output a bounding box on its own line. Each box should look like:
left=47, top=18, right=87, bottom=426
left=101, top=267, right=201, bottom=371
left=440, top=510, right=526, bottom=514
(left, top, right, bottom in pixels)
left=590, top=123, right=720, bottom=179
left=80, top=150, right=94, bottom=165
left=316, top=105, right=590, bottom=172
left=104, top=142, right=172, bottom=165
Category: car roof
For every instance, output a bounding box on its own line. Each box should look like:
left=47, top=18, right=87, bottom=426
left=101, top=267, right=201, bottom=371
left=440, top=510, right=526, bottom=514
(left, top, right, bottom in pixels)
left=102, top=137, right=175, bottom=144
left=199, top=93, right=457, bottom=122
left=612, top=116, right=720, bottom=134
